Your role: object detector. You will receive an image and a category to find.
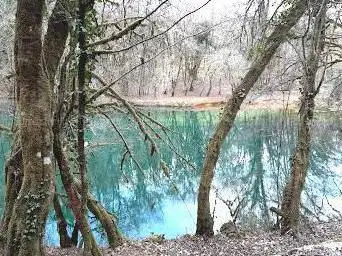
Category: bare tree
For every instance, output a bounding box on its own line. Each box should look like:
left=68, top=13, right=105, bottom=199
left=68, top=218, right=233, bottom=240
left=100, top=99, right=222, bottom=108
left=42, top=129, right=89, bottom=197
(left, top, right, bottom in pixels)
left=196, top=0, right=308, bottom=236
left=280, top=0, right=329, bottom=234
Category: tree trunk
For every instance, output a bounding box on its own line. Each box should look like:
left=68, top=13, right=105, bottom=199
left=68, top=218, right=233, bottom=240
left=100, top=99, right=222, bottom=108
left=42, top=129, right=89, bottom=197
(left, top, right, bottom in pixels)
left=188, top=53, right=202, bottom=92
left=206, top=74, right=213, bottom=97
left=53, top=128, right=123, bottom=248
left=80, top=186, right=123, bottom=248
left=43, top=0, right=71, bottom=86
left=171, top=56, right=182, bottom=97
left=53, top=194, right=74, bottom=248
left=2, top=0, right=72, bottom=241
left=218, top=78, right=222, bottom=96
left=87, top=199, right=123, bottom=248
left=196, top=0, right=308, bottom=236
left=1, top=139, right=22, bottom=234
left=280, top=0, right=327, bottom=234
left=77, top=2, right=102, bottom=255
left=5, top=0, right=55, bottom=255
left=53, top=127, right=101, bottom=256
left=138, top=44, right=147, bottom=97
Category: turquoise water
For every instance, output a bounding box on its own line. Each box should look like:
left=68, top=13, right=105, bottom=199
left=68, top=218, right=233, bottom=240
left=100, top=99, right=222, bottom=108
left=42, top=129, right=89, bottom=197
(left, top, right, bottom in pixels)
left=1, top=109, right=342, bottom=245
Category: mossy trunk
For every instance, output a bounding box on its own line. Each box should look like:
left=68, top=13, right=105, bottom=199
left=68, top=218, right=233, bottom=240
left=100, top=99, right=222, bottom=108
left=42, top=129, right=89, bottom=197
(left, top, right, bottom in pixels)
left=2, top=0, right=72, bottom=245
left=53, top=128, right=101, bottom=256
left=77, top=2, right=102, bottom=255
left=280, top=0, right=327, bottom=234
left=43, top=0, right=71, bottom=86
left=53, top=119, right=122, bottom=249
left=196, top=0, right=308, bottom=236
left=1, top=141, right=22, bottom=234
left=5, top=0, right=55, bottom=255
left=87, top=197, right=123, bottom=248
left=74, top=181, right=123, bottom=248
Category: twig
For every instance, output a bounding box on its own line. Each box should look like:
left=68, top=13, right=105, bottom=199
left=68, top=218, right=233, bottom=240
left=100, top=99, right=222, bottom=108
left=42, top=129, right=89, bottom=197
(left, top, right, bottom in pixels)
left=87, top=0, right=169, bottom=48
left=139, top=114, right=196, bottom=170
left=98, top=109, right=144, bottom=175
left=136, top=110, right=173, bottom=132
left=93, top=17, right=229, bottom=55
left=0, top=124, right=11, bottom=133
left=91, top=73, right=159, bottom=156
left=92, top=0, right=213, bottom=54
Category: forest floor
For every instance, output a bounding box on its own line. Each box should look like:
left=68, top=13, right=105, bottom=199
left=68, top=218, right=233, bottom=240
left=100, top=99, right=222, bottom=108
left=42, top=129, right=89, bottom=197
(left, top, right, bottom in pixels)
left=26, top=221, right=342, bottom=255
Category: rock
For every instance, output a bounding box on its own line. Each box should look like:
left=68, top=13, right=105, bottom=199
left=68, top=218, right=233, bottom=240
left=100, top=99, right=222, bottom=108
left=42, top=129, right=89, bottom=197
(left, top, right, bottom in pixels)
left=220, top=221, right=239, bottom=237
left=144, top=233, right=166, bottom=244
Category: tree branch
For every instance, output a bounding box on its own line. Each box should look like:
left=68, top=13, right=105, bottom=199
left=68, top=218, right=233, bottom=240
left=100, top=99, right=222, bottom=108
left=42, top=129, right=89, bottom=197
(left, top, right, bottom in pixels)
left=92, top=0, right=213, bottom=54
left=87, top=0, right=169, bottom=48
left=91, top=73, right=158, bottom=156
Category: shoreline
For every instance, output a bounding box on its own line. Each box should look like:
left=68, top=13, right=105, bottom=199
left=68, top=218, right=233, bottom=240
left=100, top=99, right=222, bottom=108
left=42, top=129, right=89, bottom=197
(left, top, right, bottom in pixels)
left=129, top=96, right=339, bottom=113
left=15, top=220, right=342, bottom=256
left=0, top=95, right=339, bottom=112
left=130, top=96, right=300, bottom=111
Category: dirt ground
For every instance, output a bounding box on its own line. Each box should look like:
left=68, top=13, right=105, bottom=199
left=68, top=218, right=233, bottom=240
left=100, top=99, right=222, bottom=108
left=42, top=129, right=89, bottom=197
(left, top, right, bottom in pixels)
left=1, top=221, right=339, bottom=255
left=27, top=221, right=342, bottom=255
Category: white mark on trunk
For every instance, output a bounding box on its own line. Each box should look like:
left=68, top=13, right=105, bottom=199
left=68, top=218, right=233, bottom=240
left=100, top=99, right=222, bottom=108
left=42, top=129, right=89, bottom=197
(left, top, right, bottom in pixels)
left=36, top=152, right=42, bottom=158
left=43, top=157, right=51, bottom=165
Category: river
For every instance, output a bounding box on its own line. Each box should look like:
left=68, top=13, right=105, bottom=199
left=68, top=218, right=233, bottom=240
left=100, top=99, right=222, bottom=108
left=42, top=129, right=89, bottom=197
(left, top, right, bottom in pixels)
left=1, top=109, right=342, bottom=245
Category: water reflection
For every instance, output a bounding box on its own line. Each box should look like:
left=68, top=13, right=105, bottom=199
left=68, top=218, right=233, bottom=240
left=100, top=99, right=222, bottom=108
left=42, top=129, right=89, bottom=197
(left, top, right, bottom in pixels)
left=84, top=110, right=342, bottom=237
left=1, top=109, right=342, bottom=245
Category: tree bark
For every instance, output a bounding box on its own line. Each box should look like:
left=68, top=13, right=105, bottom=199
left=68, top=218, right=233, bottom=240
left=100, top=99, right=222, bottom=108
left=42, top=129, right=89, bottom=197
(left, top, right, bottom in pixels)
left=43, top=0, right=71, bottom=85
left=53, top=194, right=74, bottom=248
left=1, top=138, right=22, bottom=234
left=77, top=2, right=102, bottom=255
left=280, top=0, right=328, bottom=234
left=52, top=127, right=101, bottom=256
left=87, top=197, right=123, bottom=248
left=2, top=0, right=72, bottom=239
left=73, top=181, right=123, bottom=248
left=53, top=127, right=123, bottom=249
left=196, top=0, right=308, bottom=236
left=5, top=0, right=55, bottom=255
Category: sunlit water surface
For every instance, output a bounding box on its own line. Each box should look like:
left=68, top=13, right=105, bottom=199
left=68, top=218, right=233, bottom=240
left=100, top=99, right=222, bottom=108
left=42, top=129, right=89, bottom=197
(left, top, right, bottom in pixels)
left=1, top=108, right=342, bottom=245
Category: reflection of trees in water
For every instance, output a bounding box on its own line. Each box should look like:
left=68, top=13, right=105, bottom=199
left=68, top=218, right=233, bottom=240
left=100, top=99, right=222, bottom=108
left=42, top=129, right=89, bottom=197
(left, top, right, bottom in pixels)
left=0, top=115, right=13, bottom=214
left=44, top=110, right=342, bottom=238
left=304, top=114, right=342, bottom=220
left=214, top=112, right=296, bottom=227
left=215, top=111, right=342, bottom=227
left=0, top=137, right=10, bottom=211
left=83, top=110, right=218, bottom=236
